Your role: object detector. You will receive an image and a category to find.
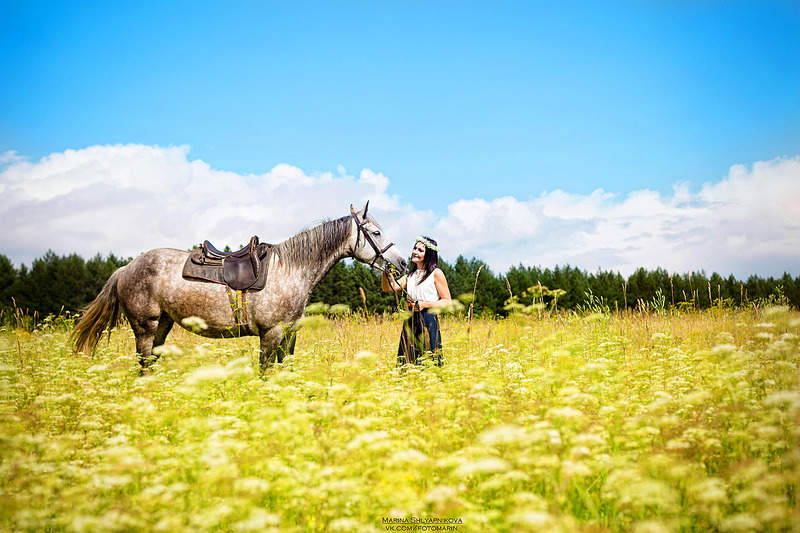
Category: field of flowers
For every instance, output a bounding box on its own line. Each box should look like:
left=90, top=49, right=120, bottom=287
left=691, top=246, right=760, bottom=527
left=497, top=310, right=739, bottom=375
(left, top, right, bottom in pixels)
left=1, top=307, right=799, bottom=532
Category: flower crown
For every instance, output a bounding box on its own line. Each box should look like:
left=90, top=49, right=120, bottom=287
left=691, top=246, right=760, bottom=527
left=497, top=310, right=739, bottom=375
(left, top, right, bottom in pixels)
left=416, top=236, right=439, bottom=252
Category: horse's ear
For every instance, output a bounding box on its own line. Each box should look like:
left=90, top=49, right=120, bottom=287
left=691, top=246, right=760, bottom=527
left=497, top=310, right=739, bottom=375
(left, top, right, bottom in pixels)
left=362, top=200, right=369, bottom=220
left=350, top=204, right=357, bottom=215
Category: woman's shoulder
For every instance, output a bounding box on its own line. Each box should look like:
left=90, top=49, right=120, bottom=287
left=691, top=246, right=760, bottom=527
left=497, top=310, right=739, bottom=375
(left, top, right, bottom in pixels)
left=433, top=268, right=447, bottom=279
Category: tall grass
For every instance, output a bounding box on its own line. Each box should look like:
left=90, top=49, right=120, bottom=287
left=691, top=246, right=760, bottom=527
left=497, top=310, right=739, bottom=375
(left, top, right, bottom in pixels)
left=0, top=307, right=798, bottom=531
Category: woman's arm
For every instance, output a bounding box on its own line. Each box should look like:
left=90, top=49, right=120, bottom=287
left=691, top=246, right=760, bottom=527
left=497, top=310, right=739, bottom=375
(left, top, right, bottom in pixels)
left=417, top=269, right=452, bottom=310
left=382, top=271, right=406, bottom=293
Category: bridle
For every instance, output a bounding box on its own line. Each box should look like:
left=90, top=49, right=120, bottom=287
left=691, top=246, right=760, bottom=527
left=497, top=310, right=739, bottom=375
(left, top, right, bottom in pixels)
left=350, top=211, right=396, bottom=269
left=350, top=208, right=413, bottom=311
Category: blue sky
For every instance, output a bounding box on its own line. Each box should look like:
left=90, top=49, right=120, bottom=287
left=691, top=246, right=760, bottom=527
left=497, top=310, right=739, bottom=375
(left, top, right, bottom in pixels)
left=1, top=1, right=799, bottom=275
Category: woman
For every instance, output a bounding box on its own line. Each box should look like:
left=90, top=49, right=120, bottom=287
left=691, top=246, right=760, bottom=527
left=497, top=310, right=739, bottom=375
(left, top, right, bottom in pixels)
left=382, top=235, right=452, bottom=366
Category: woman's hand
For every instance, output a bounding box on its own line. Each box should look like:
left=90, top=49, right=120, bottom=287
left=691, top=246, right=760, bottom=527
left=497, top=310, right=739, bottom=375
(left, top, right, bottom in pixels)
left=408, top=300, right=423, bottom=311
left=382, top=271, right=406, bottom=293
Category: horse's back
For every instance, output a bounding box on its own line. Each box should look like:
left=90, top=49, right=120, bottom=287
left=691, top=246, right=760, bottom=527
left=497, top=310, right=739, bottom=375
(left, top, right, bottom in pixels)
left=116, top=248, right=189, bottom=302
left=123, top=248, right=187, bottom=280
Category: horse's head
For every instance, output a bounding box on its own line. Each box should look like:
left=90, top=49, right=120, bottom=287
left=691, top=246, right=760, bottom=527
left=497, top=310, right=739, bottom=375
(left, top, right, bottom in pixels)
left=349, top=202, right=407, bottom=273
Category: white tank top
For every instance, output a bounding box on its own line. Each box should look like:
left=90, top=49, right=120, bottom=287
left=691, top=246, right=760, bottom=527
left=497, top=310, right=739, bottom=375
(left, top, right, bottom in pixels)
left=407, top=269, right=440, bottom=302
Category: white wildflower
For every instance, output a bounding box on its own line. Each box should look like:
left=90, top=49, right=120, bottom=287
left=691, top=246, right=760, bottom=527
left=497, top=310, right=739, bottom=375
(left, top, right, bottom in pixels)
left=181, top=316, right=208, bottom=331
left=478, top=424, right=528, bottom=446
left=329, top=518, right=365, bottom=532
left=347, top=430, right=390, bottom=449
left=508, top=510, right=555, bottom=529
left=152, top=344, right=183, bottom=357
left=225, top=356, right=254, bottom=378
left=764, top=390, right=800, bottom=410
left=712, top=344, right=737, bottom=356
left=425, top=485, right=458, bottom=503
left=125, top=396, right=155, bottom=413
left=569, top=446, right=591, bottom=458
left=715, top=331, right=735, bottom=344
left=720, top=513, right=760, bottom=532
left=454, top=457, right=510, bottom=477
left=354, top=350, right=378, bottom=366
left=651, top=332, right=670, bottom=343
left=510, top=491, right=548, bottom=509
left=234, top=477, right=270, bottom=494
left=690, top=477, right=728, bottom=505
left=231, top=510, right=280, bottom=531
left=91, top=474, right=132, bottom=489
left=547, top=406, right=585, bottom=422
left=561, top=460, right=592, bottom=478
left=390, top=449, right=429, bottom=465
left=633, top=520, right=672, bottom=533
left=185, top=365, right=227, bottom=385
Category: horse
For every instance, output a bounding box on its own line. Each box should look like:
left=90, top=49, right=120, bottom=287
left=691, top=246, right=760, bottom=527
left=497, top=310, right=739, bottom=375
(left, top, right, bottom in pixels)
left=71, top=203, right=407, bottom=371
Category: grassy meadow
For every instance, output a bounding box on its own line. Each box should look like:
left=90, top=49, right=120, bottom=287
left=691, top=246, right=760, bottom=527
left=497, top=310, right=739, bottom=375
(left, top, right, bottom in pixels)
left=1, top=307, right=799, bottom=532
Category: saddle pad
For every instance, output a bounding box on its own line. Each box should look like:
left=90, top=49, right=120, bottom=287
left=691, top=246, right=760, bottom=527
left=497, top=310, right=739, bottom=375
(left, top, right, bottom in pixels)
left=182, top=246, right=272, bottom=291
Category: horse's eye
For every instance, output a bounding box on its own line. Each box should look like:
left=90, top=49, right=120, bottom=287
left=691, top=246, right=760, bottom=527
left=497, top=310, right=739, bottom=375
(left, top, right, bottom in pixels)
left=372, top=231, right=380, bottom=236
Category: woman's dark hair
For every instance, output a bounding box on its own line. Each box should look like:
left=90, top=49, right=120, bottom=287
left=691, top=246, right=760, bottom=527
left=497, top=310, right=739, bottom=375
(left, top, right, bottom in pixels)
left=408, top=236, right=439, bottom=283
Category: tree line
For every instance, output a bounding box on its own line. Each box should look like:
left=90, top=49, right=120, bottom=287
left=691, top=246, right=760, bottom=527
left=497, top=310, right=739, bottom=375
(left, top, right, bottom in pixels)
left=0, top=252, right=130, bottom=320
left=0, top=251, right=797, bottom=321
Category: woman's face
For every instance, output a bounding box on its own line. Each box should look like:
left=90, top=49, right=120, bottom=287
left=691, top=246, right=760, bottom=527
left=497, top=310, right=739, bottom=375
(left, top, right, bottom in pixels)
left=411, top=241, right=426, bottom=266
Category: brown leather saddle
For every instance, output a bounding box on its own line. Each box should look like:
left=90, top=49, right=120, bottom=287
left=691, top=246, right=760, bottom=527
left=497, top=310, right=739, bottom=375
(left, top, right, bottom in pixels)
left=182, top=236, right=272, bottom=291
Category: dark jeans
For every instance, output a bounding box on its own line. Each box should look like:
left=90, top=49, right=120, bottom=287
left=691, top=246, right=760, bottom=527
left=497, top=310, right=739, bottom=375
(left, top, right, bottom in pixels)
left=397, top=309, right=443, bottom=366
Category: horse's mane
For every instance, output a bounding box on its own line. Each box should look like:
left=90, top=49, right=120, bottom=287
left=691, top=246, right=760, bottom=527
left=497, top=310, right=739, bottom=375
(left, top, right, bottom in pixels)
left=275, top=215, right=353, bottom=268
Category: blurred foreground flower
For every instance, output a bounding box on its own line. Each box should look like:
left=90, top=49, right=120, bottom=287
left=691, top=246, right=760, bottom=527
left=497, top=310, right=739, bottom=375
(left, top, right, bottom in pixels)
left=231, top=509, right=280, bottom=532
left=347, top=430, right=390, bottom=449
left=184, top=365, right=227, bottom=385
left=508, top=510, right=557, bottom=530
left=429, top=300, right=465, bottom=315
left=328, top=304, right=350, bottom=316
left=152, top=344, right=183, bottom=357
left=389, top=448, right=429, bottom=465
left=454, top=457, right=510, bottom=477
left=305, top=302, right=329, bottom=315
left=181, top=316, right=208, bottom=331
left=478, top=424, right=529, bottom=447
left=353, top=350, right=378, bottom=366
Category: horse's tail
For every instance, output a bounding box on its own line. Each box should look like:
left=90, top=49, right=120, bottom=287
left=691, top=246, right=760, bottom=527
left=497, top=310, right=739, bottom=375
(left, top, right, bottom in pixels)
left=70, top=266, right=124, bottom=355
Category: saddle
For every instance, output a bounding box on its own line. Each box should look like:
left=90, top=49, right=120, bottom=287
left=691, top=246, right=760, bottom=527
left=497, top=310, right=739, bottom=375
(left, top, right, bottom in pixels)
left=182, top=236, right=272, bottom=291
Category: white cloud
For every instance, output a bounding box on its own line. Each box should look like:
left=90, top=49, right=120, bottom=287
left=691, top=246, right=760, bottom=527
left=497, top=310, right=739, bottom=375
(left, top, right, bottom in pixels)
left=0, top=144, right=424, bottom=266
left=434, top=196, right=541, bottom=250
left=0, top=145, right=798, bottom=278
left=433, top=156, right=800, bottom=277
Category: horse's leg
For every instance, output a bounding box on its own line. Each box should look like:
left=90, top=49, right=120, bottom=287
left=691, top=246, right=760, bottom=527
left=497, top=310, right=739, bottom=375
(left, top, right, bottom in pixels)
left=286, top=331, right=297, bottom=356
left=257, top=324, right=297, bottom=369
left=276, top=329, right=297, bottom=363
left=258, top=325, right=284, bottom=370
left=130, top=315, right=160, bottom=371
left=153, top=312, right=174, bottom=350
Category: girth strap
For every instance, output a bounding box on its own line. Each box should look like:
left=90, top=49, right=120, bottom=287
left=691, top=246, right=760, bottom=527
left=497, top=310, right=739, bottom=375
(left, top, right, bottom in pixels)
left=225, top=288, right=248, bottom=330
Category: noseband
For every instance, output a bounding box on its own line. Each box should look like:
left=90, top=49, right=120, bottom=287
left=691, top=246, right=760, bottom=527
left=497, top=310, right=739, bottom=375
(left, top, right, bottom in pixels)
left=351, top=212, right=395, bottom=269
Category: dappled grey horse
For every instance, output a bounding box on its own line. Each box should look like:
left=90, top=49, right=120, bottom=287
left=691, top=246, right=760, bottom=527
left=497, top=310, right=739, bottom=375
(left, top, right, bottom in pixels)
left=71, top=203, right=407, bottom=370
